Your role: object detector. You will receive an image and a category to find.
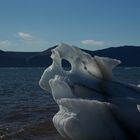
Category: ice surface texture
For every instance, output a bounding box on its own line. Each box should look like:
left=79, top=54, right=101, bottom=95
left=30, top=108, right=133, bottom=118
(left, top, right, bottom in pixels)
left=39, top=43, right=140, bottom=140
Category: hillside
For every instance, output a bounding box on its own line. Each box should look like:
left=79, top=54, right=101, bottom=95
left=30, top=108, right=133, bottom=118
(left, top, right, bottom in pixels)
left=0, top=45, right=140, bottom=67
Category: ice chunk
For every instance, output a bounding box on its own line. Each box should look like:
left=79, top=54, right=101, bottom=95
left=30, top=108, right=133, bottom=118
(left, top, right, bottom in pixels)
left=55, top=98, right=128, bottom=140
left=39, top=43, right=140, bottom=140
left=39, top=43, right=120, bottom=92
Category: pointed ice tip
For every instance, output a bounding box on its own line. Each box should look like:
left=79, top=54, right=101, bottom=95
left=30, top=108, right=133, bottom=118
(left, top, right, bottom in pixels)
left=94, top=55, right=121, bottom=67
left=93, top=55, right=121, bottom=79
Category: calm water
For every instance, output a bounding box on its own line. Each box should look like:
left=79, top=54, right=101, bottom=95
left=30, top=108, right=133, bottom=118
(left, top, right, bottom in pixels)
left=0, top=67, right=140, bottom=140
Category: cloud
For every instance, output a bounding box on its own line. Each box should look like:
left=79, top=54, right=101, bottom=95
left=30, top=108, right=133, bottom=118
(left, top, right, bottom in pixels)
left=81, top=40, right=105, bottom=46
left=0, top=40, right=11, bottom=48
left=17, top=32, right=33, bottom=41
left=17, top=31, right=48, bottom=48
left=0, top=32, right=49, bottom=51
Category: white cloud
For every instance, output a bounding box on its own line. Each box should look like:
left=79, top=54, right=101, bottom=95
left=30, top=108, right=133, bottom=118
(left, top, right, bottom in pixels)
left=81, top=40, right=105, bottom=46
left=17, top=31, right=48, bottom=48
left=18, top=32, right=33, bottom=41
left=0, top=32, right=49, bottom=51
left=0, top=40, right=11, bottom=48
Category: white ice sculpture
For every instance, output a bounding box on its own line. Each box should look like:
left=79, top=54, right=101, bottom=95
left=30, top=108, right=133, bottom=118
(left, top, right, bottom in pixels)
left=39, top=43, right=140, bottom=140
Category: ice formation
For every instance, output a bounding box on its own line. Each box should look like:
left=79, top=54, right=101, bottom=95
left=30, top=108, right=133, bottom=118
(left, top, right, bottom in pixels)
left=39, top=43, right=140, bottom=140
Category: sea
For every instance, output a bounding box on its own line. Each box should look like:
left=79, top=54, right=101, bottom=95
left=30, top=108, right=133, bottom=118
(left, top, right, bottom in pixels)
left=0, top=67, right=140, bottom=140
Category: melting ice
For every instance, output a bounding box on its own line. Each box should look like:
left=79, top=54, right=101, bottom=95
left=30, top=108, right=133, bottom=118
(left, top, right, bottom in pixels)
left=39, top=43, right=140, bottom=140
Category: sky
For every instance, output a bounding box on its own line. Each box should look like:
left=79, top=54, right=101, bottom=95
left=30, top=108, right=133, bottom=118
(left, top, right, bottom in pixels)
left=0, top=0, right=140, bottom=52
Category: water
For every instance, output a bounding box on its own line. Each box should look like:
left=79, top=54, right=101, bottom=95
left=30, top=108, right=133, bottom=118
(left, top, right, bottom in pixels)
left=0, top=68, right=63, bottom=140
left=0, top=67, right=140, bottom=140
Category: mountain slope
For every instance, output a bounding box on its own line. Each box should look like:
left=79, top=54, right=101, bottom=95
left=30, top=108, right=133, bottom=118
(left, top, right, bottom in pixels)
left=91, top=46, right=140, bottom=67
left=0, top=45, right=140, bottom=67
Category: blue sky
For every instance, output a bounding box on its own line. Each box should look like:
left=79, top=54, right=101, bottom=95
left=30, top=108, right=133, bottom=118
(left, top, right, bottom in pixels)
left=0, top=0, right=140, bottom=51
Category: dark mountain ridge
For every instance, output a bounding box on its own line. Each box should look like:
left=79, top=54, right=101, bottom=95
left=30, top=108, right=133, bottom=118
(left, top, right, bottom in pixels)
left=0, top=45, right=140, bottom=67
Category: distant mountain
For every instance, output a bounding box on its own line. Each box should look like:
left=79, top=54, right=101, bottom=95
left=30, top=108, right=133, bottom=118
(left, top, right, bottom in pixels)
left=90, top=46, right=140, bottom=67
left=0, top=45, right=140, bottom=67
